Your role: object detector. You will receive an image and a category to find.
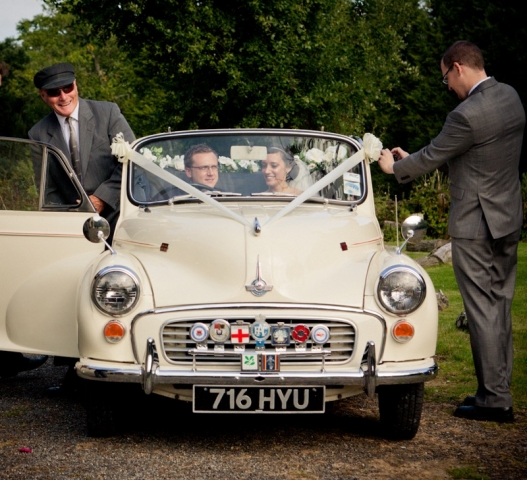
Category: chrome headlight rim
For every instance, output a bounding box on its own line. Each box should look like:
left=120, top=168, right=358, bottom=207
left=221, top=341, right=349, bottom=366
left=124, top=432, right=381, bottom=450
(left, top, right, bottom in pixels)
left=91, top=266, right=140, bottom=316
left=377, top=265, right=426, bottom=315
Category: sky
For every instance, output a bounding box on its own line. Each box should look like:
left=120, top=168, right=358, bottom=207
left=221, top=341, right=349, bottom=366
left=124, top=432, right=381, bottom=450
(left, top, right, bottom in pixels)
left=0, top=0, right=45, bottom=41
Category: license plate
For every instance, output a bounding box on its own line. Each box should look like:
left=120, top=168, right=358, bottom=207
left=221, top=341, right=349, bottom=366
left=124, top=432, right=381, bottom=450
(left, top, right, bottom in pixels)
left=193, top=385, right=325, bottom=413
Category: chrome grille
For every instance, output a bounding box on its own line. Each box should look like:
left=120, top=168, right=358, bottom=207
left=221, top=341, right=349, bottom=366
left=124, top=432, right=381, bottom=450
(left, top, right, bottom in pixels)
left=162, top=318, right=356, bottom=366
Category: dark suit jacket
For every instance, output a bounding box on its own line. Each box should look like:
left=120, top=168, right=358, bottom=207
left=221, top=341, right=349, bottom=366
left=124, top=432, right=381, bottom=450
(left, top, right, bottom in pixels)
left=393, top=78, right=525, bottom=239
left=28, top=98, right=135, bottom=223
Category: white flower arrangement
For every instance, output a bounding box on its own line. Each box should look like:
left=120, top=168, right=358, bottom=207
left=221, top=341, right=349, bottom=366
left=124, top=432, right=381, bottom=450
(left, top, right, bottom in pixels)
left=362, top=133, right=383, bottom=163
left=301, top=144, right=351, bottom=176
left=140, top=147, right=260, bottom=173
left=140, top=147, right=185, bottom=171
left=136, top=133, right=381, bottom=177
left=218, top=155, right=238, bottom=172
left=238, top=159, right=260, bottom=173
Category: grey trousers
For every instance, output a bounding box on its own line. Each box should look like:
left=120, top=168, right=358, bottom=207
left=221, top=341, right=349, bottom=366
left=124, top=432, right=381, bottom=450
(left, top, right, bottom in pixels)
left=451, top=221, right=520, bottom=408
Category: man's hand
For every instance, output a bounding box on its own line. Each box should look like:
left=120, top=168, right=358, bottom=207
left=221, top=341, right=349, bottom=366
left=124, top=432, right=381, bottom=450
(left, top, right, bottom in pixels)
left=378, top=147, right=409, bottom=174
left=89, top=195, right=106, bottom=213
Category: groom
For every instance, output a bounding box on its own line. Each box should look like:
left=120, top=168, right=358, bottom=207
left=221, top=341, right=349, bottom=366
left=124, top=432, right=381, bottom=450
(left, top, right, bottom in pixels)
left=378, top=41, right=525, bottom=423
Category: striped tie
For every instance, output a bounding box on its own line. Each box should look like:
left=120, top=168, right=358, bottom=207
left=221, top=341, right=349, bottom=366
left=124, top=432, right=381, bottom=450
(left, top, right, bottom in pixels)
left=66, top=116, right=81, bottom=182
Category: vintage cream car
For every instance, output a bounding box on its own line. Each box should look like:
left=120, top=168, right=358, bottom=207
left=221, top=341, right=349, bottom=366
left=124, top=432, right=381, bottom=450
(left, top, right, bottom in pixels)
left=0, top=129, right=438, bottom=439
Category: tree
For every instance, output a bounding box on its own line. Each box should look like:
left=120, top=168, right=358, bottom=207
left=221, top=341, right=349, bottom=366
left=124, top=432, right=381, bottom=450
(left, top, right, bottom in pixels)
left=1, top=3, right=164, bottom=138
left=428, top=0, right=527, bottom=173
left=51, top=0, right=424, bottom=136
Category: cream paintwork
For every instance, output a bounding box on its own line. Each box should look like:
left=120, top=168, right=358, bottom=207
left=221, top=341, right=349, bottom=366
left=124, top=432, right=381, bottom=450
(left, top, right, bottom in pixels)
left=1, top=131, right=438, bottom=419
left=0, top=210, right=103, bottom=356
left=79, top=132, right=436, bottom=377
left=363, top=247, right=438, bottom=362
left=76, top=251, right=154, bottom=362
left=113, top=203, right=382, bottom=308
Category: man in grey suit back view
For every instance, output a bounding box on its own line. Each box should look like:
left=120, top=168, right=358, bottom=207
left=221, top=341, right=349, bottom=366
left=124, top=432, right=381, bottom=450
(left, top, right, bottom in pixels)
left=379, top=41, right=525, bottom=423
left=28, top=62, right=135, bottom=234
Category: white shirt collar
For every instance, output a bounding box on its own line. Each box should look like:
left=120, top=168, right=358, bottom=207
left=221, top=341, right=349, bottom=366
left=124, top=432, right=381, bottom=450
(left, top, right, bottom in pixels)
left=469, top=76, right=491, bottom=96
left=55, top=101, right=80, bottom=127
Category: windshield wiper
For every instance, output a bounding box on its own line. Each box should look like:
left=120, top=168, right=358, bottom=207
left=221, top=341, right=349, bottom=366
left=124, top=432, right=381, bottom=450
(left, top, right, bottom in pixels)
left=250, top=192, right=298, bottom=197
left=167, top=191, right=242, bottom=205
left=207, top=191, right=242, bottom=197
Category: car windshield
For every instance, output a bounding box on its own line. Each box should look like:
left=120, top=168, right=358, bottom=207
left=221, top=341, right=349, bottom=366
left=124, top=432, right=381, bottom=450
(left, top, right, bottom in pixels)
left=129, top=130, right=364, bottom=205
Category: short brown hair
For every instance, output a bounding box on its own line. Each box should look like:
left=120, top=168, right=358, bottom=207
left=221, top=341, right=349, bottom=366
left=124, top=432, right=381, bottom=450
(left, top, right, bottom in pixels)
left=442, top=41, right=485, bottom=70
left=183, top=144, right=218, bottom=169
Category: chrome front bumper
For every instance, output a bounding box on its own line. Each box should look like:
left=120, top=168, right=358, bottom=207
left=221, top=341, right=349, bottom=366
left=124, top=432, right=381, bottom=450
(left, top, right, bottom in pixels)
left=76, top=338, right=438, bottom=397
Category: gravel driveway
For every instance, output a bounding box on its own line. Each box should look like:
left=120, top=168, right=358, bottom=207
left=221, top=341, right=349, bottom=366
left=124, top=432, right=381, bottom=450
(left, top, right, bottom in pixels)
left=1, top=360, right=526, bottom=479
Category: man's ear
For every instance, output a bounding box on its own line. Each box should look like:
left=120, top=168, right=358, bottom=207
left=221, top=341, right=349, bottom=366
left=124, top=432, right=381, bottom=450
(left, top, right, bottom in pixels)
left=184, top=168, right=192, bottom=179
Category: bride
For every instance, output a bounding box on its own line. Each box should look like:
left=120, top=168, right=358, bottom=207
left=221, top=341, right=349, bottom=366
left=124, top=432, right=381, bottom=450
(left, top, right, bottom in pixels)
left=262, top=147, right=312, bottom=194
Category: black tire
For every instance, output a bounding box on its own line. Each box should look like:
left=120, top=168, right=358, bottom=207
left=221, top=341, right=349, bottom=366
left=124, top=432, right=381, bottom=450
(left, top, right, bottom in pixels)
left=85, top=382, right=120, bottom=437
left=378, top=382, right=424, bottom=440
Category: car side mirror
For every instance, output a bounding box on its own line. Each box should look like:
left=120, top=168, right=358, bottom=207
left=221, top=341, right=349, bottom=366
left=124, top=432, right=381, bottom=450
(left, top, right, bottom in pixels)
left=83, top=215, right=110, bottom=243
left=397, top=215, right=427, bottom=254
left=83, top=215, right=116, bottom=254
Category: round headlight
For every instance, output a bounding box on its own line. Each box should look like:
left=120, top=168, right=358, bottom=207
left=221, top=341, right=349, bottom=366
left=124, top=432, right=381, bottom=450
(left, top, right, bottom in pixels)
left=377, top=266, right=426, bottom=315
left=91, top=267, right=140, bottom=315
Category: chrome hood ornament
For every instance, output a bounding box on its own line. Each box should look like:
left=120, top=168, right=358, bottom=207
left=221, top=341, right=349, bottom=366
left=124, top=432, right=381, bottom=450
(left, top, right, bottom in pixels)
left=245, top=256, right=273, bottom=297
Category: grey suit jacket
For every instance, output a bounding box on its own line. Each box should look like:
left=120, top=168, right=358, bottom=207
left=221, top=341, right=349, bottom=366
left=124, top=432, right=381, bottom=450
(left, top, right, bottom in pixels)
left=393, top=78, right=525, bottom=239
left=28, top=98, right=135, bottom=219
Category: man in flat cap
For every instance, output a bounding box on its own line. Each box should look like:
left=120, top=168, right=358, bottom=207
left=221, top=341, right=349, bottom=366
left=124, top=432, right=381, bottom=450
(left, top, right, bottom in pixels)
left=24, top=62, right=135, bottom=391
left=29, top=62, right=135, bottom=235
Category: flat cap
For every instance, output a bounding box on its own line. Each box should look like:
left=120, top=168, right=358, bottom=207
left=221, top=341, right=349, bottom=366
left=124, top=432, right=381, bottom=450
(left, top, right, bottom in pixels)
left=34, top=62, right=75, bottom=89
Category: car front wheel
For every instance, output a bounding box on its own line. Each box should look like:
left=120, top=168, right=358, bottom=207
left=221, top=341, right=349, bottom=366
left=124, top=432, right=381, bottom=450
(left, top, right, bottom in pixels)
left=377, top=382, right=424, bottom=440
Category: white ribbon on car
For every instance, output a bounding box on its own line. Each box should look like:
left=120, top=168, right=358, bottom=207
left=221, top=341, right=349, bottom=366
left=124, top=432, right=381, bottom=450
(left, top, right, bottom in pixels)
left=264, top=133, right=382, bottom=227
left=111, top=132, right=382, bottom=231
left=111, top=133, right=253, bottom=228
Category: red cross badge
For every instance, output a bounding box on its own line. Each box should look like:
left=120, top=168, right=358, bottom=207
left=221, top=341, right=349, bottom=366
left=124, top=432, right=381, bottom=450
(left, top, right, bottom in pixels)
left=231, top=325, right=250, bottom=344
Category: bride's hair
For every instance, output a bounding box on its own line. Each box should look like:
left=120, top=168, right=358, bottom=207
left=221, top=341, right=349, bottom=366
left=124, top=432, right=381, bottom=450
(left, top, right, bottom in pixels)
left=268, top=147, right=298, bottom=181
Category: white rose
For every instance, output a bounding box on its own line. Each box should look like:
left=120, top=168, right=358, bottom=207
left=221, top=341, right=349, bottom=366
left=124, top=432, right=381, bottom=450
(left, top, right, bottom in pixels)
left=159, top=155, right=171, bottom=169
left=238, top=159, right=250, bottom=169
left=322, top=146, right=337, bottom=163
left=141, top=148, right=157, bottom=162
left=363, top=133, right=383, bottom=162
left=173, top=155, right=185, bottom=171
left=305, top=148, right=324, bottom=164
left=250, top=161, right=259, bottom=173
left=219, top=156, right=238, bottom=170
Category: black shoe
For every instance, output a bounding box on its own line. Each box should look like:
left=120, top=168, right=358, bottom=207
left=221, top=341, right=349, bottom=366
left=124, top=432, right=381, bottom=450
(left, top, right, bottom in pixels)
left=462, top=395, right=476, bottom=406
left=454, top=405, right=514, bottom=423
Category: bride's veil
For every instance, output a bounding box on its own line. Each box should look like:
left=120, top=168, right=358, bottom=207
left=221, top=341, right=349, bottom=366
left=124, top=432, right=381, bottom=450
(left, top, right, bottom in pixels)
left=288, top=157, right=315, bottom=192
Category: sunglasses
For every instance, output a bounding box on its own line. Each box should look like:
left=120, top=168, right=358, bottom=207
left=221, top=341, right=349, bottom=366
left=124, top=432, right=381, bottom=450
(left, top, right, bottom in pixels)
left=45, top=83, right=75, bottom=97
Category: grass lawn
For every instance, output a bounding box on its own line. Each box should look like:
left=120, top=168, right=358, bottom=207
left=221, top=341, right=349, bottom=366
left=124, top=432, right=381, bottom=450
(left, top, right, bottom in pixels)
left=406, top=241, right=527, bottom=409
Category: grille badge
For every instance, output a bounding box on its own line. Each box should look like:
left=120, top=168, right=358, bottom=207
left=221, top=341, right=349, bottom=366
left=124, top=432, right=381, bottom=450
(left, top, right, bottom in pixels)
left=250, top=315, right=271, bottom=348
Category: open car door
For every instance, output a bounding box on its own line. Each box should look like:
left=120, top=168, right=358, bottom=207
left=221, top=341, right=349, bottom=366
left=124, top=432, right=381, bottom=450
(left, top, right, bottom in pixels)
left=0, top=137, right=104, bottom=357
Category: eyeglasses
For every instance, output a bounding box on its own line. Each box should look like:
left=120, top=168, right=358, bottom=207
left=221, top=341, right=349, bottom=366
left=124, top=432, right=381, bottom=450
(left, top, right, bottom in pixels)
left=45, top=83, right=75, bottom=97
left=442, top=64, right=455, bottom=85
left=189, top=165, right=218, bottom=172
